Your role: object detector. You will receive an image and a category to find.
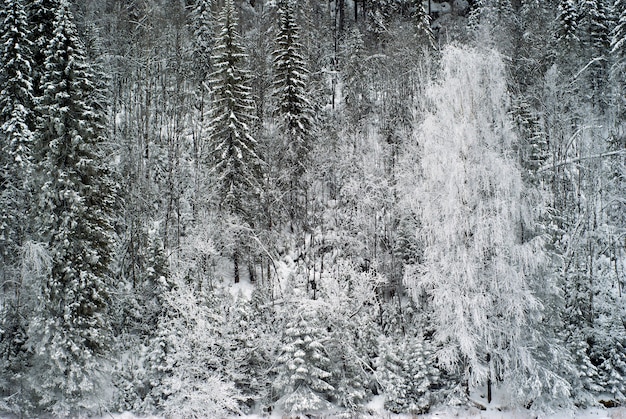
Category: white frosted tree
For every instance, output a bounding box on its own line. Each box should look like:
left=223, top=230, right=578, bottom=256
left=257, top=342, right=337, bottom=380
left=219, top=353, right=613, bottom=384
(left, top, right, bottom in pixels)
left=403, top=46, right=569, bottom=406
left=151, top=276, right=242, bottom=418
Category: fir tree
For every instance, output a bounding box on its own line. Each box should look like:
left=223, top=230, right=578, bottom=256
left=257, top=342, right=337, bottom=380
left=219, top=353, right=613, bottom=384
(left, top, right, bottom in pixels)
left=190, top=0, right=213, bottom=83
left=410, top=0, right=434, bottom=46
left=580, top=0, right=611, bottom=53
left=272, top=0, right=314, bottom=227
left=579, top=0, right=611, bottom=96
left=0, top=0, right=35, bottom=269
left=611, top=0, right=626, bottom=75
left=27, top=0, right=60, bottom=97
left=0, top=0, right=35, bottom=411
left=209, top=0, right=261, bottom=216
left=209, top=0, right=262, bottom=283
left=26, top=2, right=117, bottom=415
left=557, top=0, right=580, bottom=43
left=273, top=298, right=335, bottom=415
left=375, top=335, right=439, bottom=414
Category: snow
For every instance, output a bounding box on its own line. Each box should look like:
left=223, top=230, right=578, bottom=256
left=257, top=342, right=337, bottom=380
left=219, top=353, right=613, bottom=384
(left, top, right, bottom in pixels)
left=37, top=406, right=622, bottom=419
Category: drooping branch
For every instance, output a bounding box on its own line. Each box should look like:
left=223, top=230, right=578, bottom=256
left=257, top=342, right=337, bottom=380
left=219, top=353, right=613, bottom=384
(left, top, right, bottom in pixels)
left=539, top=149, right=625, bottom=172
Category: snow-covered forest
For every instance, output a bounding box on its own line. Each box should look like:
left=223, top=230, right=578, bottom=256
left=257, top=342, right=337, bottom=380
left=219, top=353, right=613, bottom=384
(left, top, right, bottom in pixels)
left=0, top=0, right=625, bottom=417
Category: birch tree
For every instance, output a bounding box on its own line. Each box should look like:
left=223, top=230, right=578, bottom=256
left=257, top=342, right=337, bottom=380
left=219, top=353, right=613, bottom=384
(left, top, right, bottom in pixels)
left=404, top=45, right=569, bottom=405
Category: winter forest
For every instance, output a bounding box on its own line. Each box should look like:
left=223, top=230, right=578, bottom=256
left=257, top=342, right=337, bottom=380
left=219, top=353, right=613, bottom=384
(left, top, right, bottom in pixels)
left=0, top=0, right=625, bottom=417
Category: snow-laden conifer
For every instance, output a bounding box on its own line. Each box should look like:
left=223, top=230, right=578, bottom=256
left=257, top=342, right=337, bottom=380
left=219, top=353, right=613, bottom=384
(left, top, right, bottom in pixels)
left=272, top=0, right=314, bottom=226
left=27, top=0, right=59, bottom=97
left=26, top=1, right=118, bottom=415
left=273, top=295, right=335, bottom=415
left=557, top=0, right=580, bottom=43
left=0, top=0, right=36, bottom=412
left=611, top=0, right=626, bottom=68
left=0, top=0, right=34, bottom=266
left=375, top=334, right=439, bottom=414
left=190, top=0, right=213, bottom=82
left=209, top=0, right=261, bottom=215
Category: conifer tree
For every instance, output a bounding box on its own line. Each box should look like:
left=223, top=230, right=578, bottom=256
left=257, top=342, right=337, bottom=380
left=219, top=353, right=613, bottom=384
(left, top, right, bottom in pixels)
left=273, top=299, right=335, bottom=415
left=209, top=0, right=261, bottom=215
left=209, top=0, right=261, bottom=283
left=191, top=0, right=213, bottom=82
left=612, top=0, right=626, bottom=67
left=28, top=0, right=60, bottom=96
left=557, top=0, right=579, bottom=43
left=579, top=0, right=611, bottom=96
left=26, top=2, right=117, bottom=414
left=272, top=0, right=314, bottom=227
left=0, top=0, right=34, bottom=273
left=375, top=335, right=439, bottom=414
left=0, top=0, right=35, bottom=412
left=410, top=0, right=434, bottom=46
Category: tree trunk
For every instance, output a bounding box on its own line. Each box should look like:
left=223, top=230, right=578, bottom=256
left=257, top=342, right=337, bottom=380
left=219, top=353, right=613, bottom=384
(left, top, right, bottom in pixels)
left=234, top=249, right=240, bottom=283
left=487, top=352, right=492, bottom=403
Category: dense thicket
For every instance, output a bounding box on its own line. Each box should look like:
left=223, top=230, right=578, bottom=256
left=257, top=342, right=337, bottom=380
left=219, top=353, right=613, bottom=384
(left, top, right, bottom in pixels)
left=0, top=0, right=624, bottom=417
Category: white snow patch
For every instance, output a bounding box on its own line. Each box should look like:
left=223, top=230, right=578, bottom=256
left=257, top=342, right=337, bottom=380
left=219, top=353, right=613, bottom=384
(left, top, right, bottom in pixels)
left=366, top=394, right=386, bottom=413
left=230, top=278, right=255, bottom=300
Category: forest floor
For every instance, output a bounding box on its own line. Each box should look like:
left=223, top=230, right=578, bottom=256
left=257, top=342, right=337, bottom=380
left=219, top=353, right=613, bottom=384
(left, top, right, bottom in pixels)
left=103, top=406, right=626, bottom=419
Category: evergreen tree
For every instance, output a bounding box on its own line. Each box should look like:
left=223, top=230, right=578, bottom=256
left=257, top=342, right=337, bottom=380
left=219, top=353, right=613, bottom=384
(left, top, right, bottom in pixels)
left=0, top=0, right=35, bottom=412
left=612, top=0, right=626, bottom=68
left=27, top=0, right=60, bottom=96
left=410, top=0, right=434, bottom=46
left=579, top=0, right=611, bottom=96
left=272, top=0, right=314, bottom=227
left=209, top=0, right=261, bottom=216
left=273, top=297, right=335, bottom=415
left=190, top=0, right=213, bottom=82
left=209, top=0, right=262, bottom=283
left=375, top=335, right=439, bottom=414
left=0, top=0, right=35, bottom=271
left=557, top=0, right=580, bottom=43
left=580, top=0, right=611, bottom=53
left=26, top=2, right=117, bottom=415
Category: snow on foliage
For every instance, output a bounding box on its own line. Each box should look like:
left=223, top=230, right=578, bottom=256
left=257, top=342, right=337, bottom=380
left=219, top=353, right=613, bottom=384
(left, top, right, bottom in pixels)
left=403, top=45, right=570, bottom=407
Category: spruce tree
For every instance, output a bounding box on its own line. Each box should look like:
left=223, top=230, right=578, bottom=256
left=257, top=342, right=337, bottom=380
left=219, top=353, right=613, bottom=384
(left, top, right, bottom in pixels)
left=0, top=0, right=34, bottom=270
left=209, top=0, right=261, bottom=283
left=26, top=2, right=117, bottom=415
left=0, top=0, right=35, bottom=412
left=209, top=0, right=261, bottom=216
left=579, top=0, right=611, bottom=96
left=557, top=0, right=579, bottom=43
left=273, top=300, right=335, bottom=415
left=28, top=0, right=60, bottom=97
left=191, top=0, right=213, bottom=83
left=410, top=0, right=434, bottom=46
left=612, top=0, right=626, bottom=67
left=272, top=0, right=314, bottom=227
